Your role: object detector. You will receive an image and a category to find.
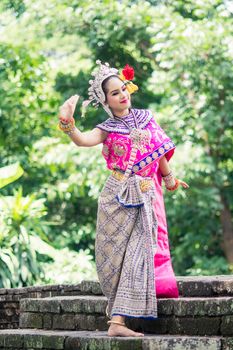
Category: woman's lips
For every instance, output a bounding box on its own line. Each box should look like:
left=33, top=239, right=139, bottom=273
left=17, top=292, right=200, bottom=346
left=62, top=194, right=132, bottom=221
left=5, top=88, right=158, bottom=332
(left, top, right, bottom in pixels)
left=120, top=99, right=128, bottom=104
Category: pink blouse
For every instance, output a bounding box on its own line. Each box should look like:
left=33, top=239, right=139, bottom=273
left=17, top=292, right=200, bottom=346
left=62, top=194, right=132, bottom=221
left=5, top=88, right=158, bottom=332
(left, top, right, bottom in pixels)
left=98, top=113, right=175, bottom=178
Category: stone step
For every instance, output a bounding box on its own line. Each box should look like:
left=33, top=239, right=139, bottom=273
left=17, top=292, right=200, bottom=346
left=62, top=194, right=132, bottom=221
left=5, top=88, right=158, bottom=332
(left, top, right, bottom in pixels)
left=0, top=329, right=231, bottom=350
left=77, top=275, right=233, bottom=298
left=3, top=276, right=232, bottom=331
left=176, top=276, right=233, bottom=297
left=1, top=276, right=232, bottom=303
left=19, top=295, right=233, bottom=336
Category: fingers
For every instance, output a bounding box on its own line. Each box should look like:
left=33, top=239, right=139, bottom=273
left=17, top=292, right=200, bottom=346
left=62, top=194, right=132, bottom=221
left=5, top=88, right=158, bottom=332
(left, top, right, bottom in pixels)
left=58, top=95, right=80, bottom=123
left=60, top=95, right=79, bottom=109
left=67, top=95, right=80, bottom=106
left=178, top=180, right=189, bottom=189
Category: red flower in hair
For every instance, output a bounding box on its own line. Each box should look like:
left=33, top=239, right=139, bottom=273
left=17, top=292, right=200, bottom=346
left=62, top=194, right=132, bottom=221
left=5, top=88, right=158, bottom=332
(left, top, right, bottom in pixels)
left=122, top=64, right=134, bottom=80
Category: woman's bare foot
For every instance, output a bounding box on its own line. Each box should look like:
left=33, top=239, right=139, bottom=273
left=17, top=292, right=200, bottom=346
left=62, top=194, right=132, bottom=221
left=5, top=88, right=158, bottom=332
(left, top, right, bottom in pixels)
left=108, top=323, right=144, bottom=337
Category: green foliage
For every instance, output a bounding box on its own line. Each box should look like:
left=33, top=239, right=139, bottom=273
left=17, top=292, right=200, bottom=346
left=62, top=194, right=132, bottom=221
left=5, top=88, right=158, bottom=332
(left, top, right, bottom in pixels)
left=39, top=246, right=97, bottom=285
left=0, top=42, right=57, bottom=165
left=0, top=0, right=26, bottom=17
left=145, top=2, right=233, bottom=273
left=164, top=0, right=226, bottom=20
left=0, top=187, right=48, bottom=287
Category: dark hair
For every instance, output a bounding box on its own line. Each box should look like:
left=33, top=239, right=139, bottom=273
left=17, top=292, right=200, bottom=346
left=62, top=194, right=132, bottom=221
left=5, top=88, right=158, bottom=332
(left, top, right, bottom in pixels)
left=101, top=75, right=123, bottom=102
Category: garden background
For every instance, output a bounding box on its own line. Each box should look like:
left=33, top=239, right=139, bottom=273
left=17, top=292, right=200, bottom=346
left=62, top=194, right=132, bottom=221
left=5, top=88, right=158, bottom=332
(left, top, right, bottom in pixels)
left=0, top=0, right=232, bottom=288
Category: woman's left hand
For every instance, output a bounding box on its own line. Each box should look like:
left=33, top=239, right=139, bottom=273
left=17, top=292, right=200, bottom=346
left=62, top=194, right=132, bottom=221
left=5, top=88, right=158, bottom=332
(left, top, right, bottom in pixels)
left=178, top=179, right=189, bottom=189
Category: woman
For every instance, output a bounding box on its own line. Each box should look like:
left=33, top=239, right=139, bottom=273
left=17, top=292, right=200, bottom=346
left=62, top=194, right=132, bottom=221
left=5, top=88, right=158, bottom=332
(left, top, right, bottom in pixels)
left=58, top=61, right=189, bottom=337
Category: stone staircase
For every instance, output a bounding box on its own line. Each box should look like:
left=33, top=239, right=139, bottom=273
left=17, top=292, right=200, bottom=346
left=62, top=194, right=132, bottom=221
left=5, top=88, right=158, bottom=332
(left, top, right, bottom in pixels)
left=0, top=276, right=233, bottom=349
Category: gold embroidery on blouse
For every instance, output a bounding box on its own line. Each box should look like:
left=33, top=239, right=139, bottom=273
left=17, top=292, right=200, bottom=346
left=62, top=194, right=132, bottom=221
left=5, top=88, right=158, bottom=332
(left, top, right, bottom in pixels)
left=113, top=143, right=126, bottom=156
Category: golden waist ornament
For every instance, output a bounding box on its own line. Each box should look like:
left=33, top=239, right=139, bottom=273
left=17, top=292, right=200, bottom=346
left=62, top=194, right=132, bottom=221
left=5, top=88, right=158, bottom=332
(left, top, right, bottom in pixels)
left=112, top=170, right=152, bottom=193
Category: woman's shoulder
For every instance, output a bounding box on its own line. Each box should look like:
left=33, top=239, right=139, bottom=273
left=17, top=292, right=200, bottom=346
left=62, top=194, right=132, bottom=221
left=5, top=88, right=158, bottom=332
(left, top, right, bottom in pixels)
left=133, top=108, right=154, bottom=128
left=95, top=117, right=113, bottom=132
left=95, top=115, right=130, bottom=134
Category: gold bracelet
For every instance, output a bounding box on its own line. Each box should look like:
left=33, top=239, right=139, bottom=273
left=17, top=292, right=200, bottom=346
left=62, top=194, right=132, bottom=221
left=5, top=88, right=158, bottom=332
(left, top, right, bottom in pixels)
left=162, top=170, right=176, bottom=188
left=58, top=118, right=75, bottom=132
left=64, top=127, right=76, bottom=135
left=166, top=178, right=180, bottom=191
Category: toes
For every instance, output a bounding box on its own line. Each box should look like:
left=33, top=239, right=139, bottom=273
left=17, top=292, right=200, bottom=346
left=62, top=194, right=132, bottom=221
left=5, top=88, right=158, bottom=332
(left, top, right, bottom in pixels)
left=107, top=324, right=144, bottom=337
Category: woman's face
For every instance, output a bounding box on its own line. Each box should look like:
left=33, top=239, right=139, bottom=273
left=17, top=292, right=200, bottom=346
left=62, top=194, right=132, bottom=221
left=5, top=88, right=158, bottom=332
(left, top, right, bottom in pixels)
left=105, top=77, right=131, bottom=115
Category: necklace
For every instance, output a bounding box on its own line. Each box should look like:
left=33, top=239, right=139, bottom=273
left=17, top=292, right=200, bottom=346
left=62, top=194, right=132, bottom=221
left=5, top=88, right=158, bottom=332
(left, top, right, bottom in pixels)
left=114, top=109, right=150, bottom=154
left=114, top=109, right=150, bottom=179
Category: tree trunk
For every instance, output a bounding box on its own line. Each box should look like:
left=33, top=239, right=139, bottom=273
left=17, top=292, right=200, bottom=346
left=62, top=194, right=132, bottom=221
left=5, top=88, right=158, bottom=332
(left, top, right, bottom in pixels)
left=220, top=193, right=233, bottom=264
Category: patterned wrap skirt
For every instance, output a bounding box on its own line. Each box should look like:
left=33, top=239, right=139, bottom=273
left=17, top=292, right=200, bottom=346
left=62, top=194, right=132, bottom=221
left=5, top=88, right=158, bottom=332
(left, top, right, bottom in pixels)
left=95, top=173, right=158, bottom=319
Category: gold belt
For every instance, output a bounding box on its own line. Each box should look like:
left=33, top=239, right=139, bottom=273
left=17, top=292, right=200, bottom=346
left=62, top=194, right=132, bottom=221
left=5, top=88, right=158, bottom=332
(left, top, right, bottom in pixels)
left=112, top=170, right=153, bottom=193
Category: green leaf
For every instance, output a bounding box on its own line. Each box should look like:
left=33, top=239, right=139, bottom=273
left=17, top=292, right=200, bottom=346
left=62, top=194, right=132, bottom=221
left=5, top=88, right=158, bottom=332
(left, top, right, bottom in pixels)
left=0, top=163, right=24, bottom=189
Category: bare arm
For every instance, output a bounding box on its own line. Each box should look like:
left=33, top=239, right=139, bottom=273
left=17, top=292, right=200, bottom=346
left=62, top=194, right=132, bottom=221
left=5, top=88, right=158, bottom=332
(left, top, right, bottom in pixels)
left=68, top=127, right=108, bottom=147
left=159, top=155, right=171, bottom=176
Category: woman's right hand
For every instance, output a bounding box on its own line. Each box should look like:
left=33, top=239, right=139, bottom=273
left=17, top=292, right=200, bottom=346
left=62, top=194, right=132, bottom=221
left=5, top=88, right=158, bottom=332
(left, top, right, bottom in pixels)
left=58, top=95, right=80, bottom=124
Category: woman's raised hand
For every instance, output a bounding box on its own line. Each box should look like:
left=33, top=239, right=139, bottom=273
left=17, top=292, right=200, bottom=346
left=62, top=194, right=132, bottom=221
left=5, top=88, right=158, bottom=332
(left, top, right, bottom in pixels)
left=58, top=95, right=80, bottom=123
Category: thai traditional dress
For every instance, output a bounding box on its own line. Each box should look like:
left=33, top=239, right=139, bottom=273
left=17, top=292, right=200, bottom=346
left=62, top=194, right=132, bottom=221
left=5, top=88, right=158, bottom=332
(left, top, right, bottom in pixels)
left=95, top=108, right=179, bottom=320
